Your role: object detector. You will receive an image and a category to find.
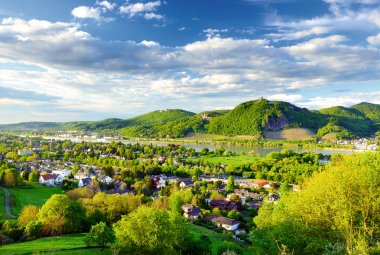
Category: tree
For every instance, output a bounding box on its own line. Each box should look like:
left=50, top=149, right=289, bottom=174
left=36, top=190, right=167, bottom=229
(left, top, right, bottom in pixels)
left=24, top=221, right=42, bottom=240
left=85, top=222, right=115, bottom=251
left=226, top=176, right=235, bottom=193
left=18, top=205, right=39, bottom=226
left=28, top=169, right=39, bottom=183
left=252, top=153, right=380, bottom=255
left=113, top=206, right=188, bottom=254
left=38, top=194, right=86, bottom=236
left=102, top=166, right=114, bottom=177
left=229, top=195, right=241, bottom=206
left=4, top=171, right=16, bottom=186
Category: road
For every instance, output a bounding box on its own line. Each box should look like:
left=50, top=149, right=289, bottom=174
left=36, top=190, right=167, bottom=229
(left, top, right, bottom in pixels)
left=0, top=186, right=17, bottom=218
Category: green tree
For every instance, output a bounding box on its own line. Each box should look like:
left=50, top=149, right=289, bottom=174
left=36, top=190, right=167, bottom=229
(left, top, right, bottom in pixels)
left=226, top=176, right=235, bottom=193
left=24, top=221, right=42, bottom=240
left=28, top=169, right=39, bottom=183
left=113, top=206, right=188, bottom=254
left=252, top=153, right=380, bottom=255
left=85, top=222, right=115, bottom=251
left=38, top=194, right=86, bottom=236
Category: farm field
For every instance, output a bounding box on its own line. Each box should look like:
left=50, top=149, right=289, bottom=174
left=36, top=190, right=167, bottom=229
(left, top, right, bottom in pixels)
left=0, top=233, right=111, bottom=255
left=7, top=183, right=62, bottom=216
left=263, top=128, right=316, bottom=140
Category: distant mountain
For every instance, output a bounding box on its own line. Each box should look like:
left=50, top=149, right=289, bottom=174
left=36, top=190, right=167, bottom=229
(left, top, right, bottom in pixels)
left=1, top=100, right=379, bottom=139
left=0, top=109, right=195, bottom=132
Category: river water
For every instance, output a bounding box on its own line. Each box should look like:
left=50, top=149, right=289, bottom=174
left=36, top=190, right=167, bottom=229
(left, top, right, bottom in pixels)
left=40, top=136, right=354, bottom=156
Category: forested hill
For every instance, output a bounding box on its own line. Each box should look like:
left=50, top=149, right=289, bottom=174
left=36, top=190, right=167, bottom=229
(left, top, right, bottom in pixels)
left=1, top=99, right=380, bottom=139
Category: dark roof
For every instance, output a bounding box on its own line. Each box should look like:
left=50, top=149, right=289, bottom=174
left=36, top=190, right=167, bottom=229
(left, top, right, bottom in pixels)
left=80, top=178, right=92, bottom=185
left=210, top=199, right=237, bottom=211
left=210, top=216, right=239, bottom=226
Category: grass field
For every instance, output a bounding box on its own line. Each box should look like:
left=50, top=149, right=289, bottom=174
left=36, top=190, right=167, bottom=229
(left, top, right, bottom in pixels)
left=8, top=183, right=62, bottom=216
left=187, top=224, right=252, bottom=255
left=200, top=155, right=258, bottom=167
left=0, top=233, right=111, bottom=255
left=181, top=132, right=228, bottom=141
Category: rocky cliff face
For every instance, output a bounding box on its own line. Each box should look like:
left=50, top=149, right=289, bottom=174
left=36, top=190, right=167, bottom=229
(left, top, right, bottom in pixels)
left=264, top=115, right=289, bottom=131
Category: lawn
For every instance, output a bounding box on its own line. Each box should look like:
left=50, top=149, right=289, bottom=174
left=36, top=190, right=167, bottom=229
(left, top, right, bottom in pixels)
left=187, top=223, right=253, bottom=255
left=8, top=183, right=62, bottom=216
left=200, top=155, right=258, bottom=167
left=0, top=233, right=111, bottom=255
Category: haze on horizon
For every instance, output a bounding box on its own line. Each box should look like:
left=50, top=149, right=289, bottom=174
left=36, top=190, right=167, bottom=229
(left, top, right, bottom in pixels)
left=0, top=0, right=380, bottom=124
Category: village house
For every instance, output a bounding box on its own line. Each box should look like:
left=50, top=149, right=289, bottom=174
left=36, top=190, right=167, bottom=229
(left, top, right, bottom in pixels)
left=74, top=171, right=89, bottom=180
left=252, top=180, right=272, bottom=189
left=227, top=189, right=263, bottom=205
left=210, top=199, right=237, bottom=211
left=206, top=215, right=240, bottom=231
left=268, top=193, right=280, bottom=203
left=78, top=177, right=92, bottom=188
left=182, top=204, right=202, bottom=221
left=179, top=178, right=194, bottom=188
left=39, top=174, right=63, bottom=186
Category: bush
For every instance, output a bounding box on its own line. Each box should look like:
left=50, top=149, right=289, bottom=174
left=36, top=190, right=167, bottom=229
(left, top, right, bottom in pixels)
left=84, top=222, right=115, bottom=251
left=24, top=221, right=42, bottom=240
left=216, top=241, right=244, bottom=255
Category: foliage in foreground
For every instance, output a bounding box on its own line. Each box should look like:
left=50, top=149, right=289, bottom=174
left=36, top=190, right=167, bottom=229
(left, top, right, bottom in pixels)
left=252, top=152, right=380, bottom=255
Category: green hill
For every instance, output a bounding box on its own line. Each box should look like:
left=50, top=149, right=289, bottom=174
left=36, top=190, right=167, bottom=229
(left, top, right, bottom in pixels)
left=1, top=100, right=379, bottom=139
left=127, top=109, right=195, bottom=126
left=318, top=106, right=373, bottom=138
left=351, top=102, right=380, bottom=123
left=206, top=99, right=322, bottom=137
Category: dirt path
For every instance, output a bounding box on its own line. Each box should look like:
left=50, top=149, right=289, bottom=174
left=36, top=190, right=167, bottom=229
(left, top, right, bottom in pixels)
left=0, top=186, right=17, bottom=218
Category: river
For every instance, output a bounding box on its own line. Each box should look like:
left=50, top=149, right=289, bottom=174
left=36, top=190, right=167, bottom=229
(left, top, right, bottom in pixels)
left=39, top=136, right=354, bottom=156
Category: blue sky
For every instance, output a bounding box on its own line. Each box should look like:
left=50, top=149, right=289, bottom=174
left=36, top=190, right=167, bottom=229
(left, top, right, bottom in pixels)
left=0, top=0, right=380, bottom=123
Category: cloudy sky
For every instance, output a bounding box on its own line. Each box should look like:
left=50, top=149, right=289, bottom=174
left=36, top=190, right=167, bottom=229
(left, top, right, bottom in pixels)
left=1, top=0, right=380, bottom=123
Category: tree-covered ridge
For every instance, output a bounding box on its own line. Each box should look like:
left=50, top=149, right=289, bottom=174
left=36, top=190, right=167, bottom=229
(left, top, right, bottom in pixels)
left=351, top=102, right=380, bottom=123
left=206, top=99, right=285, bottom=136
left=1, top=99, right=380, bottom=139
left=121, top=116, right=206, bottom=138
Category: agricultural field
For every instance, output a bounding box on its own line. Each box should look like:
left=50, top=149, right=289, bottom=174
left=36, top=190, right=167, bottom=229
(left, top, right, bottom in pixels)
left=8, top=183, right=62, bottom=215
left=0, top=233, right=110, bottom=255
left=263, top=128, right=316, bottom=140
left=200, top=155, right=259, bottom=167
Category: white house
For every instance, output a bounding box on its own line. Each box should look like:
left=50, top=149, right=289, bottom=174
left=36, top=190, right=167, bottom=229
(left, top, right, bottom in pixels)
left=39, top=174, right=56, bottom=186
left=18, top=150, right=33, bottom=156
left=74, top=171, right=88, bottom=180
left=208, top=216, right=240, bottom=231
left=52, top=169, right=72, bottom=179
left=78, top=178, right=92, bottom=188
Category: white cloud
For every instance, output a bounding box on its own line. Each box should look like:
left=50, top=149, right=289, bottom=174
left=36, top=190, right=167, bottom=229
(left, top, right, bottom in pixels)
left=368, top=33, right=380, bottom=45
left=71, top=6, right=101, bottom=21
left=120, top=1, right=161, bottom=17
left=2, top=17, right=380, bottom=122
left=267, top=94, right=304, bottom=103
left=97, top=1, right=116, bottom=11
left=268, top=26, right=331, bottom=41
left=299, top=92, right=380, bottom=109
left=143, top=13, right=164, bottom=20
